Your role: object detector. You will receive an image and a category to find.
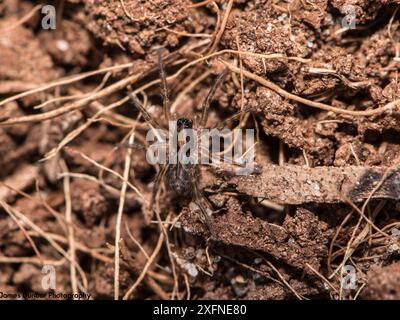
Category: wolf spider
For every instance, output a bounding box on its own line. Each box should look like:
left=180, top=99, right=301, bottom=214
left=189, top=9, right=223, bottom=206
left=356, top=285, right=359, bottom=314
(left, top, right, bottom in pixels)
left=128, top=51, right=243, bottom=236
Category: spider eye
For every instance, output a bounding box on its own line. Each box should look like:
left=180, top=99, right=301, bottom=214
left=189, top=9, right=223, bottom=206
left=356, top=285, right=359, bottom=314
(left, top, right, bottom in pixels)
left=177, top=118, right=193, bottom=130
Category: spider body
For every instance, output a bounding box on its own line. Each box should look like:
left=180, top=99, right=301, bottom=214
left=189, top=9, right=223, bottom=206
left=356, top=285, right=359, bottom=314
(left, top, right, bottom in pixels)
left=128, top=51, right=229, bottom=236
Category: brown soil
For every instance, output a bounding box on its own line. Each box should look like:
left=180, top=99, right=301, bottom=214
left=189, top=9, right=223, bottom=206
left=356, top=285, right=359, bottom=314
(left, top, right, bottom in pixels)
left=0, top=0, right=400, bottom=300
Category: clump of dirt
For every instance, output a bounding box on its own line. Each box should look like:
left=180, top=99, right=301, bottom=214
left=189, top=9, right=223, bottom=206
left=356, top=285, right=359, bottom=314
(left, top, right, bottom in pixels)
left=0, top=0, right=400, bottom=301
left=71, top=180, right=109, bottom=226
